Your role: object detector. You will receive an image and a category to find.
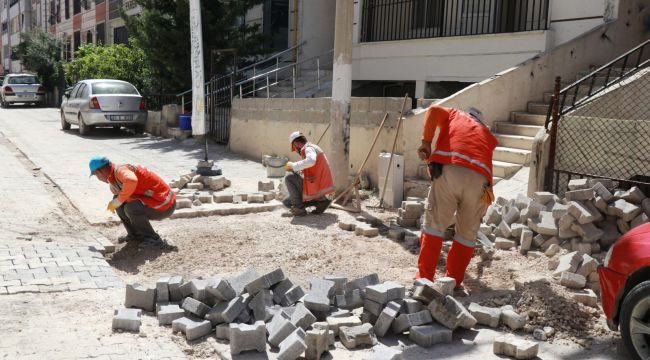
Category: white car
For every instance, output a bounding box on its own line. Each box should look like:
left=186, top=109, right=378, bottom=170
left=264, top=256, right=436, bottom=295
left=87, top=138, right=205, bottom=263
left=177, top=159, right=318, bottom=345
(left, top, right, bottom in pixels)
left=60, top=79, right=147, bottom=135
left=1, top=73, right=46, bottom=107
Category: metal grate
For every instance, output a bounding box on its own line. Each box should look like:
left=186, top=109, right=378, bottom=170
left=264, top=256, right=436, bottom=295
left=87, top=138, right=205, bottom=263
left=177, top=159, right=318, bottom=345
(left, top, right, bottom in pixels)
left=360, top=0, right=549, bottom=43
left=546, top=40, right=650, bottom=196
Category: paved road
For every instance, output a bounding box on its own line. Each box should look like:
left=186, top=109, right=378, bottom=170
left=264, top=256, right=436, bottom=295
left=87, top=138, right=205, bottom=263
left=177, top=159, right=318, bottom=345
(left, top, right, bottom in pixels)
left=0, top=106, right=267, bottom=224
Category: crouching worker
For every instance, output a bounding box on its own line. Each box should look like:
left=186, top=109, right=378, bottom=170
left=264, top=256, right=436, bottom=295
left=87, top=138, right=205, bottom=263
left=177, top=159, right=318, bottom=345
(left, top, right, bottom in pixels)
left=282, top=131, right=335, bottom=216
left=89, top=155, right=176, bottom=247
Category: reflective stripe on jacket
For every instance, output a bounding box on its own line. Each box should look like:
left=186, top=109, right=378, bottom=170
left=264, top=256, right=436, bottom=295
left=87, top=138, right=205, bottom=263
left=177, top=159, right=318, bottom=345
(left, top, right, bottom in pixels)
left=427, top=108, right=497, bottom=184
left=109, top=164, right=176, bottom=212
left=300, top=143, right=335, bottom=201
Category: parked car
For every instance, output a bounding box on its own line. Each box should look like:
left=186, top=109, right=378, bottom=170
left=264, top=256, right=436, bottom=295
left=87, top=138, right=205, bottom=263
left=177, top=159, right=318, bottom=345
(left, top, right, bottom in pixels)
left=1, top=73, right=46, bottom=107
left=60, top=79, right=147, bottom=135
left=599, top=222, right=650, bottom=360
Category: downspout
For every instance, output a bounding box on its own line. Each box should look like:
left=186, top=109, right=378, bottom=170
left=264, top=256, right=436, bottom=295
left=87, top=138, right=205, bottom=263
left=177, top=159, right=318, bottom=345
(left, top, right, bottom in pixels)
left=292, top=0, right=298, bottom=62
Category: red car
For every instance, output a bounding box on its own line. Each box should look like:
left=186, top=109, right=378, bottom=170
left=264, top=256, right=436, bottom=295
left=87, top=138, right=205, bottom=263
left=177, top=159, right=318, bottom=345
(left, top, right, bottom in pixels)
left=599, top=222, right=650, bottom=360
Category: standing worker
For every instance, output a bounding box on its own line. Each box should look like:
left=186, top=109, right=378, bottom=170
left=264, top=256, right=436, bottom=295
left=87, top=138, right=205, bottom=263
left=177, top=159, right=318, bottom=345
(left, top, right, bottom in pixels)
left=89, top=156, right=176, bottom=247
left=416, top=106, right=497, bottom=288
left=283, top=131, right=335, bottom=216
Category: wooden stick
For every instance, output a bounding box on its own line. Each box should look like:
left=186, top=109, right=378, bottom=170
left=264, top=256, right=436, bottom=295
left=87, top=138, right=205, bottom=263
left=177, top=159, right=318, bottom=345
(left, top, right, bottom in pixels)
left=316, top=123, right=331, bottom=145
left=379, top=94, right=409, bottom=208
left=330, top=112, right=390, bottom=205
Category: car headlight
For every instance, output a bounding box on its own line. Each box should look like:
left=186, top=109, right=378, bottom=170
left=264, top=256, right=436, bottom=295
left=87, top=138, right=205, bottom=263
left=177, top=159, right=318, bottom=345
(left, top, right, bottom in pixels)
left=604, top=243, right=616, bottom=268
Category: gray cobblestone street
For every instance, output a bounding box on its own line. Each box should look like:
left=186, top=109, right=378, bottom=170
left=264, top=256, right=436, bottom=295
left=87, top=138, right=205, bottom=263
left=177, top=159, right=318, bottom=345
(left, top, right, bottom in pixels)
left=0, top=241, right=123, bottom=295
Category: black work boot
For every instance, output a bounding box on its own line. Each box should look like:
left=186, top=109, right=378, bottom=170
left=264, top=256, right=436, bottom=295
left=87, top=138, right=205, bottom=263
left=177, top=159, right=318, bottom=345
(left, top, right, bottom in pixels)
left=118, top=234, right=140, bottom=243
left=311, top=199, right=331, bottom=215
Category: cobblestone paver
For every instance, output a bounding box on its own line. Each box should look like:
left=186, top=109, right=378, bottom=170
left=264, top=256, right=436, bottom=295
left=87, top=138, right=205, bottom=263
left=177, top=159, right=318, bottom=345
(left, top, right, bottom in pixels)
left=0, top=240, right=122, bottom=295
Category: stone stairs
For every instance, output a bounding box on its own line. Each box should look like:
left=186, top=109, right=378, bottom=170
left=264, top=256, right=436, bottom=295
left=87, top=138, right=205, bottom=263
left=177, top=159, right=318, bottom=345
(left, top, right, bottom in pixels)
left=491, top=67, right=625, bottom=185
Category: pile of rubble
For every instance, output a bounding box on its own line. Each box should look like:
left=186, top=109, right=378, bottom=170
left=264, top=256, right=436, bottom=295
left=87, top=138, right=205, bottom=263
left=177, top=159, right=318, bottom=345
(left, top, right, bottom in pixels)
left=396, top=199, right=425, bottom=228
left=112, top=268, right=540, bottom=360
left=170, top=171, right=279, bottom=209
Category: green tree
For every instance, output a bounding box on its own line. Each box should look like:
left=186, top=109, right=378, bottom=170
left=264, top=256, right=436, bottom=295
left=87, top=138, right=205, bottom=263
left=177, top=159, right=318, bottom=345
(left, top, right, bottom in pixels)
left=13, top=29, right=65, bottom=91
left=63, top=41, right=153, bottom=93
left=123, top=0, right=266, bottom=93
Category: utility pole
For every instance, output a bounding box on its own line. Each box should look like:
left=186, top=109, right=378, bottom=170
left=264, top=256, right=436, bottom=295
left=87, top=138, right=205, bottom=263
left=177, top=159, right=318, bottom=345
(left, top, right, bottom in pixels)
left=189, top=0, right=205, bottom=137
left=329, top=0, right=353, bottom=192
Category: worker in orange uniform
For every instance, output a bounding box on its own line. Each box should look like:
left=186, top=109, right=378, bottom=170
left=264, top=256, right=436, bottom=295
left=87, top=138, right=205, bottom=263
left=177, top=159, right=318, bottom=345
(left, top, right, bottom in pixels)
left=282, top=131, right=335, bottom=216
left=416, top=106, right=497, bottom=288
left=89, top=156, right=176, bottom=247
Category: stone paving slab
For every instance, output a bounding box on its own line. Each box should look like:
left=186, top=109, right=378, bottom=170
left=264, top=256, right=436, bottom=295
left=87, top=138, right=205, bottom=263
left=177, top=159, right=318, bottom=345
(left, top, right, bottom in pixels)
left=0, top=240, right=122, bottom=295
left=171, top=200, right=284, bottom=219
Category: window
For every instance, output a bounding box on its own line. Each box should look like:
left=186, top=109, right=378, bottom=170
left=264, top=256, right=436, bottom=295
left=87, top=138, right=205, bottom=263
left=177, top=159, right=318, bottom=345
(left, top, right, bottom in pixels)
left=73, top=0, right=81, bottom=15
left=63, top=36, right=72, bottom=61
left=79, top=84, right=90, bottom=98
left=73, top=84, right=85, bottom=98
left=92, top=82, right=139, bottom=95
left=113, top=26, right=128, bottom=45
left=8, top=76, right=39, bottom=85
left=1, top=23, right=6, bottom=34
left=412, top=0, right=445, bottom=29
left=73, top=31, right=81, bottom=52
left=70, top=83, right=82, bottom=98
left=65, top=0, right=70, bottom=19
left=95, top=0, right=104, bottom=3
left=86, top=30, right=93, bottom=44
left=96, top=23, right=105, bottom=44
left=84, top=0, right=91, bottom=10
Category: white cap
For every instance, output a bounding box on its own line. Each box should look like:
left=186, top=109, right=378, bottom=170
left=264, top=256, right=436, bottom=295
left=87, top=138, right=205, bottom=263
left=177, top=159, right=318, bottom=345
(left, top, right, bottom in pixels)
left=465, top=107, right=486, bottom=124
left=288, top=131, right=303, bottom=144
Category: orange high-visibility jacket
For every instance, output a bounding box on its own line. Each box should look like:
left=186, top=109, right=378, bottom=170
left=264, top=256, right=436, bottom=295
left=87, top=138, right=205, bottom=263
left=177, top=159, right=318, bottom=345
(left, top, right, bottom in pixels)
left=300, top=143, right=335, bottom=201
left=423, top=106, right=497, bottom=185
left=108, top=164, right=176, bottom=212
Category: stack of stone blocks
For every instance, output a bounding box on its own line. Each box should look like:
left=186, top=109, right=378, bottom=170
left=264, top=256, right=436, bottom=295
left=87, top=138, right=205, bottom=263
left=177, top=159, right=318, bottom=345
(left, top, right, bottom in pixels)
left=170, top=172, right=279, bottom=209
left=113, top=268, right=539, bottom=359
left=482, top=179, right=650, bottom=296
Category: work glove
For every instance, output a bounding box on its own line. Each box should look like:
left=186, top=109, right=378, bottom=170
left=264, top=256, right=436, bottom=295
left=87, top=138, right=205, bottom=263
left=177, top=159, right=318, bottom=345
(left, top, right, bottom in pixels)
left=481, top=185, right=495, bottom=207
left=107, top=198, right=123, bottom=214
left=285, top=162, right=294, bottom=172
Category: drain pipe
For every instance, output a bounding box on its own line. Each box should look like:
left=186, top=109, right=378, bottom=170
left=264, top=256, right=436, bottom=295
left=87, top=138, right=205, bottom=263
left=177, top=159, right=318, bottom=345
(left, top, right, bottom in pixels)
left=292, top=0, right=299, bottom=62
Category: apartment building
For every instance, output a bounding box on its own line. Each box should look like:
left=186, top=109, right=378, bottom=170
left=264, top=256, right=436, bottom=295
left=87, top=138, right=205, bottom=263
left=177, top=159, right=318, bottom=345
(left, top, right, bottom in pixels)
left=0, top=0, right=141, bottom=73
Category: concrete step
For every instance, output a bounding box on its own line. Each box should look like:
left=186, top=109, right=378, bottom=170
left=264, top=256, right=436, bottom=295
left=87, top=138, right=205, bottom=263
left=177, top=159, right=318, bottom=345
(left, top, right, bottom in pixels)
left=493, top=146, right=532, bottom=165
left=528, top=102, right=551, bottom=115
left=493, top=176, right=503, bottom=185
left=511, top=112, right=546, bottom=126
left=495, top=133, right=535, bottom=150
left=493, top=160, right=523, bottom=179
left=496, top=122, right=544, bottom=137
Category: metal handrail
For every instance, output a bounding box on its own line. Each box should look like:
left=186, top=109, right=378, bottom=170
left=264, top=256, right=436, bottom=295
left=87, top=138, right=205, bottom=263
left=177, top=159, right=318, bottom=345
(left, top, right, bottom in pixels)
left=236, top=49, right=334, bottom=87
left=545, top=38, right=650, bottom=129
left=174, top=41, right=308, bottom=109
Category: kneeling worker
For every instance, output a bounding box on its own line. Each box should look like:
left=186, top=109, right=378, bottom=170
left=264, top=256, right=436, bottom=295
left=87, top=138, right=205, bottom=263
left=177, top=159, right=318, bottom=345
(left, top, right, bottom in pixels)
left=283, top=131, right=335, bottom=216
left=89, top=156, right=176, bottom=247
left=416, top=106, right=497, bottom=288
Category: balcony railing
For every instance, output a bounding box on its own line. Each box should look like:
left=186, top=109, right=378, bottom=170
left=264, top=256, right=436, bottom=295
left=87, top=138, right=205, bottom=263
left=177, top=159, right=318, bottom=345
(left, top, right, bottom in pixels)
left=360, top=0, right=549, bottom=42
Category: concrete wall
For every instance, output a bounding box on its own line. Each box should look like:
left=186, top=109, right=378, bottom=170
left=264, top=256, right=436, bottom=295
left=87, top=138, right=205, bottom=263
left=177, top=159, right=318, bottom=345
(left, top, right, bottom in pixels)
left=548, top=0, right=618, bottom=46
left=400, top=0, right=650, bottom=179
left=292, top=0, right=335, bottom=61
left=230, top=97, right=412, bottom=187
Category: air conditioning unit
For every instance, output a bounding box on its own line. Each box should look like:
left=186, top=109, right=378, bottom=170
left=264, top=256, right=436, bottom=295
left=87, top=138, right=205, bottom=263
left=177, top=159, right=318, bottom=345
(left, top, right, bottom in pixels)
left=378, top=152, right=404, bottom=208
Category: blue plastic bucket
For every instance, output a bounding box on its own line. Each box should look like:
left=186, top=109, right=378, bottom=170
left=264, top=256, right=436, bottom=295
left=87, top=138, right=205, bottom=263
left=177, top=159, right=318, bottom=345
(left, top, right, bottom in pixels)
left=179, top=114, right=192, bottom=131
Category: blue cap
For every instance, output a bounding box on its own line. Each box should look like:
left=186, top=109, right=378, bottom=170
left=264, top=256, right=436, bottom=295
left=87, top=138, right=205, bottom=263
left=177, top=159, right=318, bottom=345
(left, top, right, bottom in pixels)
left=89, top=156, right=110, bottom=175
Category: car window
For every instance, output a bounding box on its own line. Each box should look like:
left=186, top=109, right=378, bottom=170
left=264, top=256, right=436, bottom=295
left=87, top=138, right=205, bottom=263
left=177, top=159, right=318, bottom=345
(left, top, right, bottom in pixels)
left=91, top=82, right=139, bottom=95
left=75, top=84, right=86, bottom=99
left=8, top=76, right=38, bottom=85
left=70, top=84, right=82, bottom=98
left=80, top=84, right=90, bottom=98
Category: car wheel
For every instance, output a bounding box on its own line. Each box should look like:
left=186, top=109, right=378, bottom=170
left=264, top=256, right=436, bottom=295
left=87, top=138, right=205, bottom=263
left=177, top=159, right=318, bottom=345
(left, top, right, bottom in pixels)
left=132, top=124, right=145, bottom=135
left=621, top=280, right=650, bottom=360
left=78, top=114, right=91, bottom=136
left=60, top=111, right=70, bottom=130
left=2, top=99, right=9, bottom=108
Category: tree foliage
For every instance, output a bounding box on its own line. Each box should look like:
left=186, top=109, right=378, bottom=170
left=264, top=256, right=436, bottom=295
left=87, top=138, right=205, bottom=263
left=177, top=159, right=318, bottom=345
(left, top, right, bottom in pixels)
left=63, top=41, right=152, bottom=93
left=123, top=0, right=266, bottom=93
left=13, top=29, right=64, bottom=91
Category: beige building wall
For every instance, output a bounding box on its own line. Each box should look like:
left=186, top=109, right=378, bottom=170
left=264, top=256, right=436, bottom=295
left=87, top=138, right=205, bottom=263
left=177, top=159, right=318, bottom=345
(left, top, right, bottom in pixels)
left=230, top=97, right=411, bottom=187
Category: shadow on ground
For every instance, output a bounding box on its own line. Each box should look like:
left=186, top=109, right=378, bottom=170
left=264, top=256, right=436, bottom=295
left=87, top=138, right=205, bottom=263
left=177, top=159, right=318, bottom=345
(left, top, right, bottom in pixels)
left=108, top=241, right=178, bottom=274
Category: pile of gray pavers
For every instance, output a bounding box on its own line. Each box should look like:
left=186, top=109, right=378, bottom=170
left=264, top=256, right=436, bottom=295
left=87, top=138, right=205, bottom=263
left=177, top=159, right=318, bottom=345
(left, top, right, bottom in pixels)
left=170, top=170, right=279, bottom=209
left=483, top=180, right=650, bottom=295
left=112, top=268, right=539, bottom=360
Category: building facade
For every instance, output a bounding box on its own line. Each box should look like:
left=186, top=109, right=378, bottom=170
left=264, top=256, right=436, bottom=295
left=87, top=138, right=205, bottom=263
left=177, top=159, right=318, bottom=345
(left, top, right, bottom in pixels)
left=0, top=0, right=141, bottom=73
